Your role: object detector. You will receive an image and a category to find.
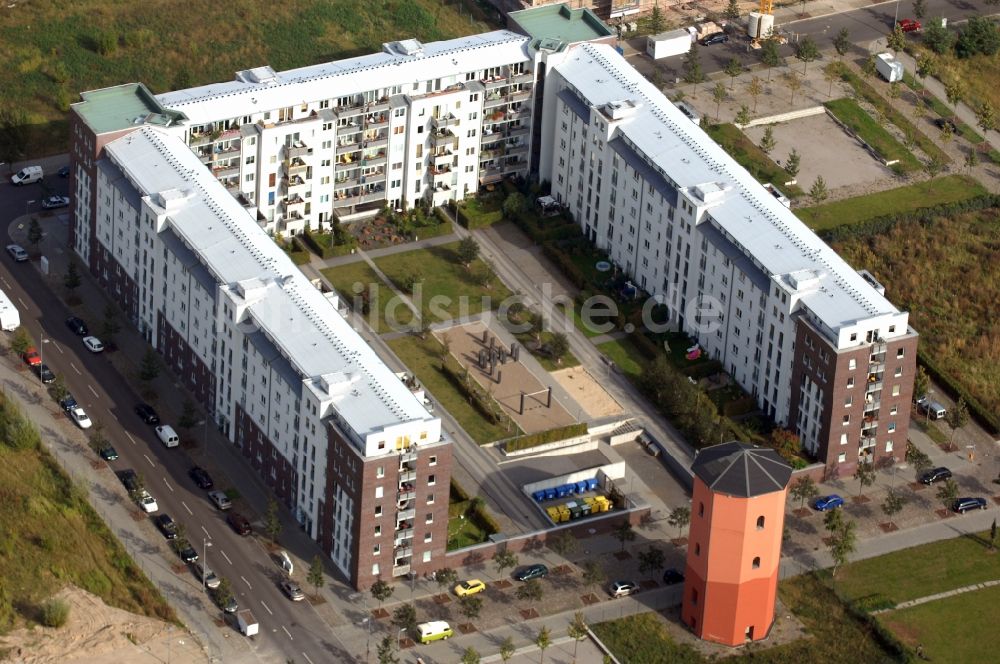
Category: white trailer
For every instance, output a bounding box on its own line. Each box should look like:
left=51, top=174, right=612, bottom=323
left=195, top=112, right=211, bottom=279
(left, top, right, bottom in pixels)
left=237, top=610, right=258, bottom=637
left=646, top=28, right=695, bottom=60
left=0, top=289, right=19, bottom=331
left=875, top=53, right=904, bottom=83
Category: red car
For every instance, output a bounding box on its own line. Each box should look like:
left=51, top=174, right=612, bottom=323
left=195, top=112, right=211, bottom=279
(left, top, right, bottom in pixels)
left=897, top=19, right=921, bottom=32
left=22, top=347, right=41, bottom=367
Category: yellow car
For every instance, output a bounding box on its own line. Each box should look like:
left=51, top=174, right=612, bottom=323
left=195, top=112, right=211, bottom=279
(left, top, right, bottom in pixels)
left=454, top=579, right=486, bottom=597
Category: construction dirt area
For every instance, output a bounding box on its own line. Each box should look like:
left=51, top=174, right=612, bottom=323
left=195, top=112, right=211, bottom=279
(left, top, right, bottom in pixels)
left=552, top=366, right=624, bottom=419
left=0, top=586, right=207, bottom=664
left=437, top=321, right=577, bottom=434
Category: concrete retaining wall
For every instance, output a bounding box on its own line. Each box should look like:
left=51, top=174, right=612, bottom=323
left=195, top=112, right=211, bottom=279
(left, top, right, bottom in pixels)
left=738, top=106, right=826, bottom=128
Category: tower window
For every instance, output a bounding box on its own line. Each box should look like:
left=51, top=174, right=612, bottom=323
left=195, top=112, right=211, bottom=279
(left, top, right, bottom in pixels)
left=698, top=502, right=704, bottom=517
left=752, top=556, right=761, bottom=569
left=756, top=516, right=765, bottom=530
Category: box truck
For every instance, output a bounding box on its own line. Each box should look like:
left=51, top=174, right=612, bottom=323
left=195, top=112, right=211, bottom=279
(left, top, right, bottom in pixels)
left=646, top=27, right=695, bottom=60
left=875, top=53, right=904, bottom=83
left=237, top=610, right=258, bottom=637
left=0, top=289, right=19, bottom=331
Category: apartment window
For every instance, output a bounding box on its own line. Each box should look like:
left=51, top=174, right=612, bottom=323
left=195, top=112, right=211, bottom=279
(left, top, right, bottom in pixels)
left=427, top=494, right=435, bottom=505
left=376, top=466, right=384, bottom=479
left=886, top=440, right=894, bottom=453
left=894, top=367, right=903, bottom=377
left=889, top=406, right=898, bottom=416
left=373, top=544, right=381, bottom=555
left=756, top=516, right=765, bottom=530
left=752, top=556, right=761, bottom=569
left=375, top=486, right=383, bottom=499
left=375, top=505, right=382, bottom=517
left=850, top=333, right=857, bottom=341
left=844, top=396, right=853, bottom=407
left=429, top=455, right=437, bottom=466
left=847, top=377, right=855, bottom=388
left=892, top=384, right=901, bottom=396
left=840, top=433, right=848, bottom=445
left=374, top=525, right=381, bottom=537
left=838, top=452, right=847, bottom=463
left=888, top=422, right=896, bottom=433
left=372, top=563, right=380, bottom=575
left=843, top=415, right=850, bottom=425
left=848, top=359, right=856, bottom=370
left=425, top=513, right=433, bottom=524
left=897, top=348, right=905, bottom=358
left=698, top=502, right=704, bottom=517
left=424, top=532, right=432, bottom=543
left=428, top=474, right=436, bottom=486
left=422, top=551, right=431, bottom=563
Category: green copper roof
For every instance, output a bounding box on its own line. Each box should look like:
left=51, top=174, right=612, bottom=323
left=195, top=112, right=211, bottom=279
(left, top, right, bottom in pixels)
left=73, top=83, right=186, bottom=135
left=509, top=4, right=613, bottom=47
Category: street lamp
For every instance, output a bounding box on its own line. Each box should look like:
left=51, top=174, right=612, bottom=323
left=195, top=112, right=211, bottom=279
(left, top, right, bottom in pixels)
left=359, top=617, right=372, bottom=664
left=202, top=539, right=213, bottom=591
left=397, top=627, right=406, bottom=651
left=25, top=199, right=35, bottom=219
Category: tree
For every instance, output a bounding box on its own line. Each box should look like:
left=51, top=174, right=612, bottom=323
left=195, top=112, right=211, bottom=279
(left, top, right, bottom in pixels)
left=493, top=549, right=518, bottom=578
left=392, top=602, right=417, bottom=635
left=503, top=192, right=526, bottom=219
left=785, top=148, right=801, bottom=179
left=582, top=560, right=606, bottom=591
left=613, top=520, right=636, bottom=552
left=377, top=635, right=399, bottom=664
left=758, top=126, right=775, bottom=155
left=263, top=498, right=281, bottom=542
left=682, top=44, right=704, bottom=96
left=11, top=327, right=31, bottom=355
left=912, top=365, right=929, bottom=401
left=747, top=76, right=763, bottom=113
left=723, top=0, right=741, bottom=21
left=500, top=636, right=516, bottom=662
left=946, top=396, right=969, bottom=444
left=27, top=219, right=42, bottom=250
left=516, top=578, right=543, bottom=603
left=833, top=27, right=851, bottom=58
left=434, top=567, right=458, bottom=590
left=964, top=148, right=980, bottom=174
left=913, top=0, right=927, bottom=19
left=307, top=555, right=326, bottom=598
left=915, top=53, right=936, bottom=84
left=568, top=612, right=588, bottom=663
left=649, top=1, right=665, bottom=34
left=809, top=176, right=828, bottom=202
left=937, top=478, right=959, bottom=511
left=794, top=36, right=819, bottom=73
left=828, top=518, right=857, bottom=577
left=101, top=303, right=121, bottom=343
left=823, top=505, right=844, bottom=535
left=138, top=348, right=160, bottom=384
left=887, top=25, right=906, bottom=52
left=975, top=100, right=997, bottom=136
left=458, top=595, right=483, bottom=622
left=924, top=154, right=946, bottom=181
left=213, top=577, right=235, bottom=612
left=888, top=81, right=901, bottom=104
left=853, top=461, right=876, bottom=498
left=922, top=18, right=954, bottom=55
left=944, top=78, right=964, bottom=112
left=370, top=579, right=394, bottom=608
left=991, top=518, right=998, bottom=552
left=63, top=262, right=81, bottom=293
left=735, top=104, right=751, bottom=127
left=905, top=440, right=933, bottom=478
left=457, top=237, right=480, bottom=268
left=178, top=398, right=199, bottom=432
left=823, top=67, right=838, bottom=97
left=0, top=106, right=30, bottom=169
left=955, top=17, right=1000, bottom=58
left=861, top=54, right=877, bottom=80
left=785, top=71, right=803, bottom=105
left=461, top=647, right=481, bottom=664
left=790, top=475, right=819, bottom=509
left=724, top=57, right=742, bottom=91
left=759, top=39, right=781, bottom=81
left=536, top=626, right=552, bottom=664
left=881, top=487, right=906, bottom=529
left=712, top=82, right=727, bottom=121
left=548, top=530, right=577, bottom=557
left=667, top=506, right=691, bottom=538
left=546, top=332, right=570, bottom=364
left=638, top=545, right=666, bottom=575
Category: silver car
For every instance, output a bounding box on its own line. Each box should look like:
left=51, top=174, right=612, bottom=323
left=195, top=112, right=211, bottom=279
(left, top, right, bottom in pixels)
left=208, top=490, right=232, bottom=510
left=280, top=579, right=305, bottom=601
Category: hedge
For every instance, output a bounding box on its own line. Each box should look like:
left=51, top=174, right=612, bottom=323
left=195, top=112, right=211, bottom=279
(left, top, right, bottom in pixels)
left=409, top=220, right=452, bottom=240
left=917, top=349, right=1000, bottom=434
left=541, top=244, right=586, bottom=289
left=821, top=194, right=1000, bottom=243
left=439, top=361, right=508, bottom=427
left=283, top=239, right=311, bottom=265
left=299, top=230, right=356, bottom=259
left=681, top=359, right=724, bottom=380
left=470, top=504, right=501, bottom=535
left=504, top=422, right=589, bottom=452
left=454, top=200, right=503, bottom=229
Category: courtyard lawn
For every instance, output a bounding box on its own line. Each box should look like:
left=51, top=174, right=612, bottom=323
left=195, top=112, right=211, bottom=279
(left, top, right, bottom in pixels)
left=597, top=338, right=646, bottom=378
left=797, top=174, right=987, bottom=230
left=591, top=613, right=703, bottom=664
left=880, top=584, right=1000, bottom=662
left=835, top=531, right=1000, bottom=605
left=824, top=97, right=922, bottom=174
left=374, top=242, right=513, bottom=325
left=321, top=262, right=415, bottom=333
left=387, top=335, right=511, bottom=445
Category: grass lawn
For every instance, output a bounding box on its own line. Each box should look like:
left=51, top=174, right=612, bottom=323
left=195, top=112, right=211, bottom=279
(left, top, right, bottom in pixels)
left=824, top=97, right=922, bottom=173
left=597, top=338, right=646, bottom=378
left=912, top=417, right=948, bottom=445
left=510, top=330, right=579, bottom=372
left=591, top=613, right=703, bottom=664
left=2, top=0, right=497, bottom=157
left=704, top=123, right=805, bottom=198
left=321, top=261, right=415, bottom=333
left=881, top=584, right=1000, bottom=662
left=374, top=242, right=513, bottom=325
left=562, top=303, right=604, bottom=338
left=833, top=207, right=1000, bottom=415
left=0, top=396, right=176, bottom=632
left=387, top=335, right=512, bottom=444
left=797, top=174, right=987, bottom=230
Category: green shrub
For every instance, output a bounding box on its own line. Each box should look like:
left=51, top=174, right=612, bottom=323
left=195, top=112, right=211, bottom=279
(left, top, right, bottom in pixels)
left=821, top=193, right=1000, bottom=242
left=852, top=594, right=897, bottom=613
left=39, top=598, right=70, bottom=628
left=470, top=503, right=500, bottom=535
left=918, top=350, right=1000, bottom=434
left=504, top=423, right=589, bottom=452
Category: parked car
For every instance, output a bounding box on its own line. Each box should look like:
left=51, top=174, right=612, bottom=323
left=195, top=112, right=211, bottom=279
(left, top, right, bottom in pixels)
left=136, top=490, right=158, bottom=513
left=134, top=403, right=160, bottom=425
left=212, top=587, right=237, bottom=613
left=193, top=562, right=221, bottom=589
left=662, top=568, right=685, bottom=585
left=117, top=469, right=139, bottom=493
left=920, top=467, right=952, bottom=485
left=175, top=541, right=198, bottom=563
left=6, top=244, right=28, bottom=262
left=58, top=165, right=71, bottom=178
left=952, top=497, right=987, bottom=513
left=33, top=364, right=56, bottom=384
left=933, top=117, right=958, bottom=133
left=155, top=514, right=179, bottom=539
left=189, top=466, right=214, bottom=490
left=280, top=579, right=305, bottom=601
left=65, top=316, right=88, bottom=336
left=608, top=580, right=639, bottom=598
left=69, top=406, right=92, bottom=429
left=227, top=512, right=252, bottom=536
left=82, top=336, right=104, bottom=353
left=814, top=494, right=845, bottom=511
left=59, top=395, right=78, bottom=412
left=41, top=195, right=70, bottom=210
left=98, top=444, right=118, bottom=461
left=897, top=18, right=921, bottom=32
left=454, top=579, right=486, bottom=597
left=916, top=396, right=947, bottom=420
left=21, top=346, right=41, bottom=366
left=208, top=490, right=232, bottom=510
left=514, top=564, right=549, bottom=582
left=701, top=32, right=729, bottom=45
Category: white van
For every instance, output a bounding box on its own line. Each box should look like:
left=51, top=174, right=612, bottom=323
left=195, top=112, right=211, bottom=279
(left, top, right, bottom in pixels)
left=416, top=621, right=453, bottom=644
left=11, top=165, right=43, bottom=186
left=155, top=424, right=179, bottom=448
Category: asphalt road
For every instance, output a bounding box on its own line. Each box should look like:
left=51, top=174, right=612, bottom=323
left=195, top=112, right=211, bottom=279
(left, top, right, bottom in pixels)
left=0, top=173, right=341, bottom=663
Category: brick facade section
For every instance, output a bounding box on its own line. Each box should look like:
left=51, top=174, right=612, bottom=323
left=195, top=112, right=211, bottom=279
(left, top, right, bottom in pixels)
left=234, top=404, right=296, bottom=508
left=156, top=312, right=216, bottom=408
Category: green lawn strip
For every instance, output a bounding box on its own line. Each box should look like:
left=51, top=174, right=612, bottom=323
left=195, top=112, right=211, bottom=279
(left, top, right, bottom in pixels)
left=597, top=338, right=646, bottom=378
left=591, top=613, right=703, bottom=664
left=321, top=262, right=414, bottom=333
left=704, top=123, right=805, bottom=198
left=912, top=418, right=948, bottom=445
left=824, top=97, right=922, bottom=173
left=881, top=584, right=1000, bottom=662
left=387, top=335, right=510, bottom=445
left=373, top=242, right=513, bottom=325
left=836, top=531, right=1000, bottom=605
left=447, top=515, right=489, bottom=550
left=796, top=174, right=987, bottom=230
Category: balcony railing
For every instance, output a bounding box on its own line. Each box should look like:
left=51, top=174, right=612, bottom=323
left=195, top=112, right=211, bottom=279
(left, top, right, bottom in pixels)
left=431, top=114, right=460, bottom=130
left=285, top=143, right=311, bottom=158
left=397, top=508, right=416, bottom=522
left=859, top=435, right=877, bottom=449
left=334, top=176, right=360, bottom=190
left=336, top=140, right=361, bottom=155
left=394, top=546, right=413, bottom=559
left=337, top=123, right=362, bottom=137
left=399, top=449, right=418, bottom=465
left=212, top=164, right=240, bottom=178
left=394, top=527, right=414, bottom=542
left=286, top=158, right=308, bottom=176
left=359, top=189, right=387, bottom=204
left=363, top=170, right=387, bottom=184
left=398, top=470, right=416, bottom=484
left=392, top=564, right=411, bottom=577
left=479, top=168, right=503, bottom=185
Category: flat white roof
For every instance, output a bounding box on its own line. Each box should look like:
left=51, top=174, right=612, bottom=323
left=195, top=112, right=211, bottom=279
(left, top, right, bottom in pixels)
left=553, top=44, right=904, bottom=333
left=156, top=31, right=531, bottom=125
left=103, top=126, right=435, bottom=440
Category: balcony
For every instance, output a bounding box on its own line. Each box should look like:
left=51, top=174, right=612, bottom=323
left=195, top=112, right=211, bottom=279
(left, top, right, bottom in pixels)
left=865, top=380, right=883, bottom=394
left=336, top=139, right=361, bottom=156
left=861, top=418, right=879, bottom=433
left=397, top=507, right=416, bottom=522
left=359, top=188, right=387, bottom=204
left=509, top=89, right=531, bottom=103
left=364, top=137, right=389, bottom=152
left=398, top=470, right=416, bottom=484
left=512, top=71, right=533, bottom=84
left=399, top=448, right=418, bottom=464
left=286, top=157, right=308, bottom=176
left=479, top=168, right=503, bottom=185
left=212, top=163, right=240, bottom=179
left=508, top=125, right=530, bottom=139
left=431, top=114, right=460, bottom=130
left=868, top=362, right=885, bottom=376
left=283, top=175, right=308, bottom=196
left=337, top=123, right=362, bottom=137
left=365, top=113, right=389, bottom=128
left=394, top=545, right=413, bottom=559
left=198, top=151, right=214, bottom=165
left=483, top=76, right=508, bottom=90
left=361, top=150, right=387, bottom=165
left=285, top=142, right=311, bottom=158
left=397, top=489, right=416, bottom=504
left=394, top=528, right=414, bottom=543
left=334, top=175, right=360, bottom=190
left=503, top=159, right=527, bottom=174
left=480, top=131, right=503, bottom=146
left=363, top=170, right=387, bottom=185
left=431, top=129, right=458, bottom=148
left=369, top=98, right=391, bottom=113
left=284, top=196, right=305, bottom=215
left=430, top=165, right=452, bottom=181
left=392, top=564, right=411, bottom=578
left=484, top=93, right=507, bottom=110
left=506, top=144, right=528, bottom=158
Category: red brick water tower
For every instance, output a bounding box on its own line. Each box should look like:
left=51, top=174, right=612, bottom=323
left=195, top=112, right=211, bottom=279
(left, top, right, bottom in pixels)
left=681, top=441, right=793, bottom=646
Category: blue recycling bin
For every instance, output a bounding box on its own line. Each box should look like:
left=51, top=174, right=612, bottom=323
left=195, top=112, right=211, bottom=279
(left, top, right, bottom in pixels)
left=575, top=480, right=588, bottom=494
left=586, top=478, right=599, bottom=491
left=544, top=488, right=557, bottom=501
left=533, top=490, right=547, bottom=503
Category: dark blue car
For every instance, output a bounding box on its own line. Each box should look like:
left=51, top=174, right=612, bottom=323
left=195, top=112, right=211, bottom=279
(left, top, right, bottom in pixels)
left=814, top=495, right=845, bottom=511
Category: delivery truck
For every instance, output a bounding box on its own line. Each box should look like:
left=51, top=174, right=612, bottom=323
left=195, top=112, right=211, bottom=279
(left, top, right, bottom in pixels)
left=0, top=289, right=19, bottom=331
left=237, top=609, right=258, bottom=637
left=646, top=27, right=695, bottom=60
left=875, top=53, right=904, bottom=83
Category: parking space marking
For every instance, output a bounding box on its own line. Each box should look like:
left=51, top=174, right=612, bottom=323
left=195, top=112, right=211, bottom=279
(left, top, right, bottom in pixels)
left=181, top=501, right=193, bottom=516
left=70, top=363, right=81, bottom=375
left=282, top=626, right=292, bottom=641
left=219, top=549, right=233, bottom=565
left=87, top=385, right=99, bottom=398
left=163, top=477, right=174, bottom=493
left=124, top=431, right=136, bottom=445
left=240, top=576, right=252, bottom=590
left=201, top=525, right=212, bottom=540
left=260, top=600, right=273, bottom=615
left=143, top=454, right=155, bottom=468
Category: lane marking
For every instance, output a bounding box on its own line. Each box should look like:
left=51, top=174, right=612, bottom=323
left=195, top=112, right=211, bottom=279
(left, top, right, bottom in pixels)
left=124, top=431, right=136, bottom=446
left=143, top=454, right=155, bottom=468
left=201, top=525, right=212, bottom=540
left=302, top=654, right=315, bottom=664
left=181, top=501, right=193, bottom=516
left=87, top=385, right=99, bottom=398
left=163, top=477, right=174, bottom=493
left=107, top=408, right=118, bottom=420
left=282, top=626, right=292, bottom=641
left=219, top=549, right=233, bottom=565
left=260, top=600, right=273, bottom=616
left=240, top=575, right=252, bottom=590
left=54, top=344, right=63, bottom=354
left=16, top=297, right=26, bottom=308
left=70, top=363, right=81, bottom=375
